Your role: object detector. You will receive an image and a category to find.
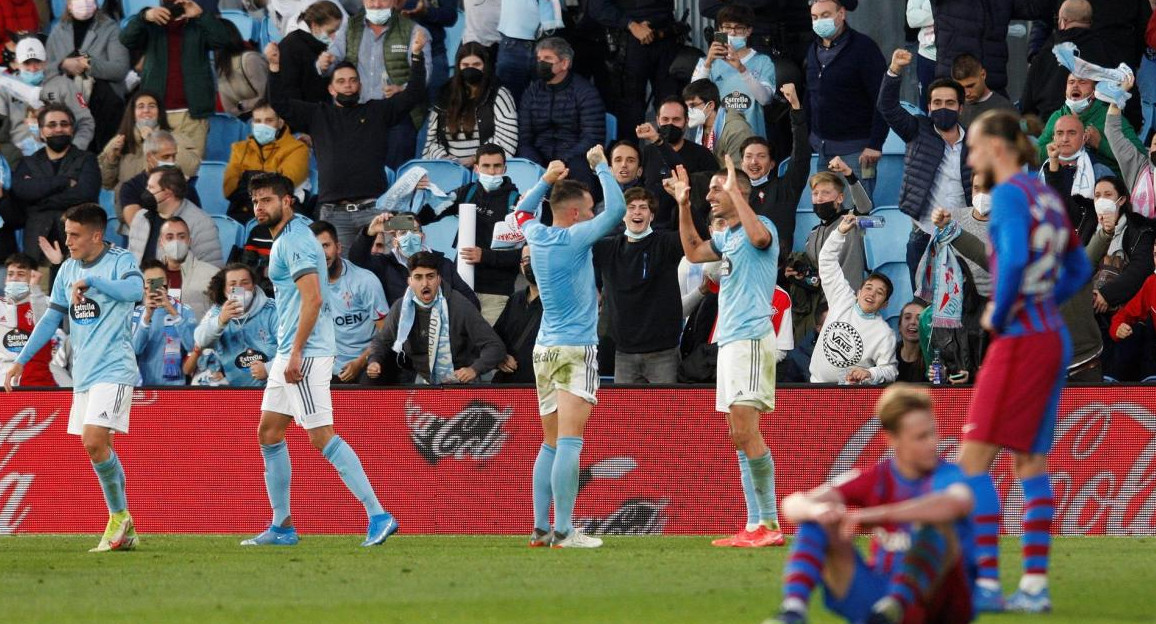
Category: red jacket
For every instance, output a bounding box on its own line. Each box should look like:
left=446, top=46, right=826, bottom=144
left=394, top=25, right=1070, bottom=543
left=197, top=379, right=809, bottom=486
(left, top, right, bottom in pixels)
left=1109, top=274, right=1156, bottom=341
left=0, top=0, right=40, bottom=46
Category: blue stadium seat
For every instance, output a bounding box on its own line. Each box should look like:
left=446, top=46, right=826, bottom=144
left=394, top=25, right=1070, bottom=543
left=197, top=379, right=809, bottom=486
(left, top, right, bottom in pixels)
left=795, top=154, right=821, bottom=211
left=219, top=10, right=256, bottom=42
left=863, top=206, right=909, bottom=268
left=792, top=210, right=820, bottom=253
left=99, top=188, right=117, bottom=218
left=605, top=113, right=617, bottom=147
left=882, top=129, right=907, bottom=155
left=444, top=10, right=465, bottom=68
left=256, top=14, right=283, bottom=48
left=877, top=261, right=914, bottom=329
left=212, top=215, right=243, bottom=261
left=396, top=159, right=470, bottom=193
left=122, top=0, right=158, bottom=18
left=503, top=157, right=545, bottom=194
left=206, top=113, right=248, bottom=162
left=872, top=154, right=904, bottom=207
left=105, top=217, right=126, bottom=248
left=194, top=161, right=229, bottom=216
left=777, top=157, right=791, bottom=178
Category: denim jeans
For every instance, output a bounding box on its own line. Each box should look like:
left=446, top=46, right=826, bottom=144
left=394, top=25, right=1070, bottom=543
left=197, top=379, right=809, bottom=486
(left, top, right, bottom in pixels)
left=319, top=205, right=381, bottom=258
left=496, top=36, right=536, bottom=103
left=614, top=348, right=680, bottom=384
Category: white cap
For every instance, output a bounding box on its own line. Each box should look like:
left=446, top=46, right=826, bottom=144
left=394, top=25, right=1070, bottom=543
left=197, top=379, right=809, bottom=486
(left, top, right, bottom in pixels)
left=15, top=38, right=46, bottom=64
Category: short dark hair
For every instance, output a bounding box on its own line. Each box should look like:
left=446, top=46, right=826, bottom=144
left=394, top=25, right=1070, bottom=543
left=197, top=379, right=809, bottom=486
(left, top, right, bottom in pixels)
left=150, top=167, right=188, bottom=201
left=950, top=53, right=985, bottom=81
left=865, top=271, right=894, bottom=302
left=330, top=61, right=358, bottom=83
left=5, top=253, right=36, bottom=271
left=62, top=203, right=107, bottom=232
left=248, top=172, right=295, bottom=199
left=682, top=79, right=721, bottom=107
left=250, top=98, right=275, bottom=115
left=739, top=135, right=771, bottom=156
left=207, top=263, right=260, bottom=305
left=37, top=103, right=75, bottom=129
left=407, top=251, right=442, bottom=273
left=716, top=5, right=754, bottom=26
left=549, top=179, right=592, bottom=212
left=161, top=216, right=189, bottom=236
left=658, top=95, right=688, bottom=119
left=927, top=78, right=965, bottom=106
left=475, top=143, right=507, bottom=164
left=609, top=140, right=641, bottom=161
left=623, top=187, right=657, bottom=212
left=310, top=220, right=339, bottom=243
left=139, top=258, right=166, bottom=273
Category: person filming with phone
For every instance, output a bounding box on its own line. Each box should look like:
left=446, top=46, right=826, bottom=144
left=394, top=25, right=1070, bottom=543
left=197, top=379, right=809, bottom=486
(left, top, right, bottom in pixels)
left=192, top=263, right=279, bottom=387
left=131, top=258, right=197, bottom=386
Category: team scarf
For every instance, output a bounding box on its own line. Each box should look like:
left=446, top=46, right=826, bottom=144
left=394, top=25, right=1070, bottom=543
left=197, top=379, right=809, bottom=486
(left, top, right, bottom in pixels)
left=915, top=220, right=965, bottom=329
left=393, top=288, right=455, bottom=384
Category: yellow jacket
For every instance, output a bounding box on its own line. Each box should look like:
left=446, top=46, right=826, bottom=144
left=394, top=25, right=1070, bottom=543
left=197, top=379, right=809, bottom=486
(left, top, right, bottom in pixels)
left=222, top=127, right=310, bottom=199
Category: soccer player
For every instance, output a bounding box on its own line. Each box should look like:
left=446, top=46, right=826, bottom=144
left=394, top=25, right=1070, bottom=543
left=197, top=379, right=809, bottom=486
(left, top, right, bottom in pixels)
left=957, top=109, right=1091, bottom=613
left=4, top=203, right=143, bottom=552
left=241, top=173, right=397, bottom=547
left=766, top=384, right=975, bottom=624
left=669, top=156, right=783, bottom=548
left=514, top=145, right=626, bottom=549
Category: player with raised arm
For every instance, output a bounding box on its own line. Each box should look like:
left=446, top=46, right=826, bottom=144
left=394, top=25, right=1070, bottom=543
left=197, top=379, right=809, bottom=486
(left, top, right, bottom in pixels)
left=241, top=173, right=398, bottom=548
left=765, top=384, right=975, bottom=624
left=5, top=203, right=144, bottom=552
left=514, top=145, right=626, bottom=549
left=669, top=156, right=784, bottom=548
left=956, top=109, right=1092, bottom=613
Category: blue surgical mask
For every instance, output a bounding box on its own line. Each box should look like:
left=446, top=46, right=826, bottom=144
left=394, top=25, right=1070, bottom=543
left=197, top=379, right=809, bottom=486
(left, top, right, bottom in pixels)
left=27, top=123, right=38, bottom=136
left=365, top=8, right=392, bottom=25
left=478, top=173, right=503, bottom=192
left=313, top=30, right=333, bottom=46
left=1066, top=97, right=1090, bottom=114
left=813, top=18, right=837, bottom=40
left=398, top=231, right=423, bottom=257
left=727, top=35, right=747, bottom=50
left=18, top=70, right=44, bottom=86
left=750, top=174, right=769, bottom=187
left=624, top=226, right=653, bottom=240
left=18, top=137, right=41, bottom=156
left=252, top=123, right=277, bottom=145
left=4, top=281, right=29, bottom=300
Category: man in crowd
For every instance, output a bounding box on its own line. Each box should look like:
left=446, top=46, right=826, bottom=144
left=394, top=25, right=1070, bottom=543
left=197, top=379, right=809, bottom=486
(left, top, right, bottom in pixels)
left=0, top=37, right=95, bottom=158
left=682, top=78, right=754, bottom=166
left=118, top=130, right=202, bottom=227
left=637, top=97, right=718, bottom=230
left=156, top=217, right=218, bottom=320
left=223, top=101, right=310, bottom=223
left=128, top=168, right=223, bottom=266
left=350, top=215, right=479, bottom=307
left=1037, top=74, right=1144, bottom=177
left=0, top=253, right=53, bottom=386
left=609, top=140, right=643, bottom=193
left=742, top=83, right=810, bottom=259
left=492, top=246, right=542, bottom=384
left=952, top=54, right=1016, bottom=129
left=132, top=258, right=196, bottom=386
left=1021, top=0, right=1114, bottom=124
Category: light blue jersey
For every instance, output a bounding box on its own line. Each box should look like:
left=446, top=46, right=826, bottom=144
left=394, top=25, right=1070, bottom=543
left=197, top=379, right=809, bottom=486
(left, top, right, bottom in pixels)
left=194, top=289, right=279, bottom=387
left=515, top=163, right=627, bottom=347
left=45, top=246, right=142, bottom=391
left=710, top=216, right=779, bottom=345
left=131, top=300, right=196, bottom=385
left=268, top=215, right=335, bottom=358
left=328, top=259, right=387, bottom=370
left=693, top=52, right=776, bottom=137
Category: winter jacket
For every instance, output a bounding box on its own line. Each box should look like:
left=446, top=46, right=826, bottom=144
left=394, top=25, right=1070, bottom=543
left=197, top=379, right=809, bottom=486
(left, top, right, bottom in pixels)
left=517, top=72, right=606, bottom=165
left=275, top=28, right=331, bottom=104
left=930, top=0, right=1056, bottom=92
left=1110, top=275, right=1156, bottom=341
left=217, top=50, right=269, bottom=117
left=11, top=146, right=100, bottom=263
left=119, top=11, right=234, bottom=118
left=1020, top=27, right=1113, bottom=121
left=128, top=198, right=224, bottom=266
left=1106, top=112, right=1156, bottom=218
left=348, top=230, right=481, bottom=308
left=169, top=254, right=221, bottom=321
left=804, top=26, right=888, bottom=152
left=44, top=12, right=131, bottom=98
left=222, top=127, right=309, bottom=219
left=1085, top=214, right=1156, bottom=307
left=194, top=288, right=279, bottom=387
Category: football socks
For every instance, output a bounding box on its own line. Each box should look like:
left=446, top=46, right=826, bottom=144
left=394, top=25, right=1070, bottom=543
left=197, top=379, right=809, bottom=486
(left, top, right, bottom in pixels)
left=551, top=437, right=583, bottom=536
left=92, top=451, right=126, bottom=514
left=532, top=443, right=556, bottom=533
left=322, top=436, right=385, bottom=518
left=261, top=441, right=292, bottom=527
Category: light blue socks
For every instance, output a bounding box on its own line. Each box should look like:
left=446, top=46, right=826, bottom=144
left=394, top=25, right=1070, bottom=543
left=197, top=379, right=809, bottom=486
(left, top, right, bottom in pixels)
left=261, top=441, right=292, bottom=526
left=552, top=437, right=583, bottom=535
left=92, top=451, right=126, bottom=514
left=322, top=436, right=384, bottom=518
left=737, top=451, right=759, bottom=528
left=532, top=443, right=556, bottom=532
left=747, top=451, right=779, bottom=525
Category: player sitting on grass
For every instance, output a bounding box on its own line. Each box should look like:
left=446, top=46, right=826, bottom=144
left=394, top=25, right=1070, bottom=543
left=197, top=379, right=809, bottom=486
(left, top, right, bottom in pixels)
left=765, top=384, right=975, bottom=624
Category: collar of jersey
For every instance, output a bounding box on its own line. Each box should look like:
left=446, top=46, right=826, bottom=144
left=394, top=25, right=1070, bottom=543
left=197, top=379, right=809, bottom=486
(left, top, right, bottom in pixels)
left=81, top=243, right=111, bottom=268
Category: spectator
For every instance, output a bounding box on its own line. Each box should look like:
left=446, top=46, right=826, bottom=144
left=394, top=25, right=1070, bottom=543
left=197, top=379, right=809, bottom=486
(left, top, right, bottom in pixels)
left=11, top=104, right=100, bottom=265
left=0, top=156, right=12, bottom=256
left=350, top=213, right=479, bottom=307
left=1022, top=0, right=1114, bottom=124
left=608, top=140, right=643, bottom=192
left=418, top=143, right=523, bottom=324
left=0, top=2, right=39, bottom=51
left=1041, top=114, right=1114, bottom=223
left=691, top=5, right=775, bottom=138
left=128, top=168, right=224, bottom=266
left=326, top=0, right=434, bottom=168
left=132, top=258, right=197, bottom=386
left=44, top=0, right=131, bottom=152
left=368, top=250, right=504, bottom=384
left=882, top=49, right=973, bottom=287
left=930, top=0, right=1054, bottom=95
left=0, top=36, right=96, bottom=159
left=741, top=83, right=809, bottom=258
left=398, top=0, right=459, bottom=101
left=492, top=245, right=541, bottom=383
left=806, top=0, right=887, bottom=198
left=593, top=187, right=684, bottom=383
left=906, top=0, right=936, bottom=105
left=517, top=37, right=606, bottom=189
left=119, top=0, right=234, bottom=160
left=895, top=300, right=927, bottom=383
left=0, top=253, right=54, bottom=386
left=802, top=163, right=872, bottom=290
left=952, top=54, right=1016, bottom=130
left=223, top=101, right=309, bottom=222
left=275, top=0, right=344, bottom=104
left=699, top=0, right=812, bottom=73
left=809, top=214, right=897, bottom=384
left=1107, top=76, right=1156, bottom=217
left=266, top=0, right=350, bottom=39
left=1038, top=75, right=1144, bottom=177
left=423, top=43, right=518, bottom=164
left=955, top=170, right=994, bottom=297
left=682, top=78, right=754, bottom=166
left=214, top=21, right=270, bottom=119
left=494, top=0, right=563, bottom=102
left=193, top=263, right=278, bottom=387
left=635, top=97, right=717, bottom=230
left=98, top=93, right=201, bottom=222
left=112, top=130, right=203, bottom=230
left=1108, top=240, right=1156, bottom=379
left=462, top=0, right=501, bottom=55
left=781, top=299, right=826, bottom=383
left=156, top=216, right=219, bottom=320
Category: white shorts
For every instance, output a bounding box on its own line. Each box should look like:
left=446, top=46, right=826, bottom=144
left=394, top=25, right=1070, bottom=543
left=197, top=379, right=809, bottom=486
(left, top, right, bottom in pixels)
left=716, top=334, right=777, bottom=414
left=260, top=355, right=335, bottom=429
left=68, top=383, right=133, bottom=435
left=533, top=345, right=599, bottom=416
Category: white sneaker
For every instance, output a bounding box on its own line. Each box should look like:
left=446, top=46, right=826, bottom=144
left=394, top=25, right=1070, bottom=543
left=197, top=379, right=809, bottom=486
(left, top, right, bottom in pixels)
left=551, top=528, right=603, bottom=549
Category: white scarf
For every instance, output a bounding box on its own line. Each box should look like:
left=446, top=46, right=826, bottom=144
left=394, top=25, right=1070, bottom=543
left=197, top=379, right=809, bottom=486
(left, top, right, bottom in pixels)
left=393, top=289, right=455, bottom=384
left=1041, top=150, right=1095, bottom=199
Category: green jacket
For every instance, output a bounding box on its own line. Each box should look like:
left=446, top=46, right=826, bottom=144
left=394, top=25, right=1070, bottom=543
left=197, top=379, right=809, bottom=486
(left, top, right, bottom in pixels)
left=119, top=11, right=233, bottom=119
left=1037, top=99, right=1144, bottom=178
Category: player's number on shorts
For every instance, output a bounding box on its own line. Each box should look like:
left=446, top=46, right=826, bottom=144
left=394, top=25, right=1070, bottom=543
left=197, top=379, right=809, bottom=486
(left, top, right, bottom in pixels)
left=1020, top=221, right=1067, bottom=296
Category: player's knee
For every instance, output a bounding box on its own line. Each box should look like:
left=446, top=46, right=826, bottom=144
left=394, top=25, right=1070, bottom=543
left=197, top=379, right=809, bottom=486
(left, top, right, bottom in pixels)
left=82, top=438, right=108, bottom=461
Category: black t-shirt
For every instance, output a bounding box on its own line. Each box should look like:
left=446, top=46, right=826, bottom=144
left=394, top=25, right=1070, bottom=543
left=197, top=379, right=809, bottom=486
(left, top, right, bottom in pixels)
left=895, top=343, right=926, bottom=383
left=593, top=231, right=685, bottom=353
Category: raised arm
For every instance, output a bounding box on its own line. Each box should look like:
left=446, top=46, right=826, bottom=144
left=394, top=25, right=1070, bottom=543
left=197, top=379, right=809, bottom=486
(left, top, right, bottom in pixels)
left=513, top=159, right=568, bottom=229
left=878, top=49, right=921, bottom=142
left=818, top=216, right=859, bottom=310
left=571, top=146, right=629, bottom=246
left=670, top=165, right=720, bottom=263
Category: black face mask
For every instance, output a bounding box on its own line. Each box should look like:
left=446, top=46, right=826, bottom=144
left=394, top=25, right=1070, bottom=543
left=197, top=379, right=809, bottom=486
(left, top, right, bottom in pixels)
left=522, top=262, right=537, bottom=285
left=658, top=124, right=684, bottom=144
left=814, top=200, right=840, bottom=224
left=335, top=92, right=360, bottom=107
left=139, top=190, right=159, bottom=212
left=536, top=61, right=555, bottom=81
left=45, top=135, right=73, bottom=152
left=460, top=67, right=484, bottom=86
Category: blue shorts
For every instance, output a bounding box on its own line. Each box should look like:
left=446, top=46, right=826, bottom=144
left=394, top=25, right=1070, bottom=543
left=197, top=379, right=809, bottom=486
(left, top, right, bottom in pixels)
left=822, top=550, right=888, bottom=623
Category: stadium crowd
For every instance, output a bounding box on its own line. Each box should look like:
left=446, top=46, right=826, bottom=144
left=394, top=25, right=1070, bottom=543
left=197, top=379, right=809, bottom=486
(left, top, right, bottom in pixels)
left=1, top=0, right=1155, bottom=388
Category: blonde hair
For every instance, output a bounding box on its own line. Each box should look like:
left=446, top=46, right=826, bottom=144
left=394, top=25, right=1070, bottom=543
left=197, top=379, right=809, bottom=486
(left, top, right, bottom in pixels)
left=875, top=383, right=933, bottom=434
left=809, top=171, right=845, bottom=192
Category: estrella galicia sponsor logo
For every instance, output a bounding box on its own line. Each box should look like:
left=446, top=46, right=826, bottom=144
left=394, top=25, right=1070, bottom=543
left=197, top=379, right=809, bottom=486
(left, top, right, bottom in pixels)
left=580, top=498, right=669, bottom=536
left=3, top=329, right=28, bottom=353
left=70, top=298, right=101, bottom=325
left=406, top=400, right=511, bottom=464
left=822, top=321, right=864, bottom=369
left=235, top=349, right=268, bottom=370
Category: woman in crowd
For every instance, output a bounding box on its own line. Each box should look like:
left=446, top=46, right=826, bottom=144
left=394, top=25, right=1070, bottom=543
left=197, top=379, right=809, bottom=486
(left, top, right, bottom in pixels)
left=98, top=91, right=201, bottom=197
left=274, top=0, right=343, bottom=104
left=422, top=42, right=517, bottom=166
left=193, top=264, right=279, bottom=387
left=215, top=21, right=270, bottom=119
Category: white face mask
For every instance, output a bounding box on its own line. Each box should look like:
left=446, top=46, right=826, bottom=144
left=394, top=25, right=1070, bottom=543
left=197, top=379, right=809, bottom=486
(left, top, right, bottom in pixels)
left=1066, top=97, right=1091, bottom=114
left=1094, top=197, right=1120, bottom=215
left=1058, top=147, right=1084, bottom=163
left=478, top=172, right=503, bottom=192
left=973, top=192, right=992, bottom=216
left=162, top=240, right=189, bottom=262
left=687, top=106, right=708, bottom=129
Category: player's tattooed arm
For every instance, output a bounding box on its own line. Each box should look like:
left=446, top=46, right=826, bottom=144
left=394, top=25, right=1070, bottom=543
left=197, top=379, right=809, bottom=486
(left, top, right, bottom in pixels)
left=723, top=155, right=772, bottom=249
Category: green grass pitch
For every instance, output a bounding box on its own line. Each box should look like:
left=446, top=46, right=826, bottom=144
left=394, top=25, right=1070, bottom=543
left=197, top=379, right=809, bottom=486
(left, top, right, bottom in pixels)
left=1, top=536, right=1152, bottom=623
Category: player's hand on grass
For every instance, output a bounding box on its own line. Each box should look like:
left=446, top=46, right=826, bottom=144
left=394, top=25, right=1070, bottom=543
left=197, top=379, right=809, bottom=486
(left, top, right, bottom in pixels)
left=543, top=160, right=569, bottom=185
left=1117, top=323, right=1133, bottom=339
left=4, top=362, right=22, bottom=392
left=844, top=366, right=871, bottom=384
left=836, top=213, right=858, bottom=235
left=285, top=350, right=304, bottom=384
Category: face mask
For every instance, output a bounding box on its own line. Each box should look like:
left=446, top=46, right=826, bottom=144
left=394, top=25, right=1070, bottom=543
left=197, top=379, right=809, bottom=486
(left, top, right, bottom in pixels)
left=1066, top=97, right=1090, bottom=114
left=137, top=118, right=159, bottom=131
left=18, top=137, right=41, bottom=156
left=478, top=172, right=503, bottom=192
left=140, top=190, right=159, bottom=211
left=163, top=240, right=189, bottom=262
left=814, top=200, right=840, bottom=223
left=625, top=226, right=653, bottom=240
left=749, top=173, right=769, bottom=187
left=687, top=106, right=707, bottom=129
left=536, top=60, right=555, bottom=81
left=398, top=231, right=422, bottom=257
left=19, top=70, right=44, bottom=87
left=45, top=135, right=72, bottom=152
left=69, top=0, right=97, bottom=20
left=1094, top=197, right=1120, bottom=215
left=460, top=67, right=484, bottom=85
left=27, top=123, right=38, bottom=136
left=813, top=17, right=837, bottom=40
left=252, top=123, right=277, bottom=145
left=973, top=192, right=992, bottom=216
left=313, top=30, right=333, bottom=46
left=365, top=8, right=392, bottom=25
left=728, top=35, right=747, bottom=50
left=5, top=281, right=29, bottom=301
left=658, top=123, right=684, bottom=144
left=930, top=107, right=959, bottom=131
left=155, top=159, right=176, bottom=169
left=522, top=261, right=536, bottom=285
left=336, top=92, right=360, bottom=107
left=1058, top=147, right=1084, bottom=163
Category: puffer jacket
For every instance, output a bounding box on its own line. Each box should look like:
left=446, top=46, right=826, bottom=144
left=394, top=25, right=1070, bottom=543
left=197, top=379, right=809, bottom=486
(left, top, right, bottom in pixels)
left=516, top=72, right=605, bottom=165
left=931, top=0, right=1057, bottom=92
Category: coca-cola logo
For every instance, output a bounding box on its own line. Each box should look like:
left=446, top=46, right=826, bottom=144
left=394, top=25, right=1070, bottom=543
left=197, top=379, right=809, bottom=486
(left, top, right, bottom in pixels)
left=406, top=400, right=511, bottom=464
left=579, top=498, right=669, bottom=535
left=0, top=407, right=58, bottom=534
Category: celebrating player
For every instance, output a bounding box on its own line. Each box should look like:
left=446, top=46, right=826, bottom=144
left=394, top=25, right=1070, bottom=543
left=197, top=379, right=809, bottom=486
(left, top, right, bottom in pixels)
left=766, top=384, right=975, bottom=624
left=514, top=145, right=626, bottom=549
left=5, top=204, right=144, bottom=552
left=241, top=173, right=397, bottom=547
left=956, top=109, right=1091, bottom=612
left=670, top=157, right=784, bottom=548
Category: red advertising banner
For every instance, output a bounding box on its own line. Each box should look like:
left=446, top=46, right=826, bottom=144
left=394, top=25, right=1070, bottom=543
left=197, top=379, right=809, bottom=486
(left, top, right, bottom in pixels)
left=1, top=387, right=1153, bottom=536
